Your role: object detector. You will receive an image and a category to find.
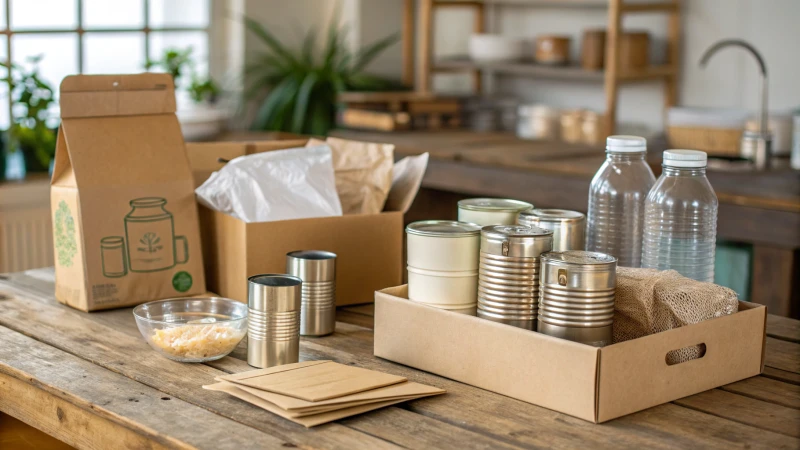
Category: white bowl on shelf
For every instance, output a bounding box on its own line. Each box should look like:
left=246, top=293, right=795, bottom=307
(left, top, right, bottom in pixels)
left=469, top=34, right=523, bottom=63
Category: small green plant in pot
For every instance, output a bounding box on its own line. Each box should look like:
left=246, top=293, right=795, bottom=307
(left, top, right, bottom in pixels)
left=145, top=47, right=220, bottom=105
left=244, top=9, right=404, bottom=136
left=2, top=55, right=58, bottom=173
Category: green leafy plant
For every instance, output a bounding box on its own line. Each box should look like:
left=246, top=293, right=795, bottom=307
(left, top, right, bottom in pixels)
left=54, top=200, right=77, bottom=267
left=245, top=9, right=404, bottom=135
left=145, top=47, right=220, bottom=104
left=1, top=55, right=57, bottom=171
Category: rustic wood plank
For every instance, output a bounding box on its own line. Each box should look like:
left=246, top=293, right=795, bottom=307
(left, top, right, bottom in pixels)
left=765, top=337, right=800, bottom=374
left=0, top=413, right=73, bottom=450
left=751, top=246, right=798, bottom=318
left=721, top=376, right=800, bottom=409
left=674, top=389, right=800, bottom=438
left=763, top=367, right=800, bottom=386
left=340, top=304, right=375, bottom=317
left=767, top=314, right=800, bottom=343
left=335, top=310, right=376, bottom=330
left=0, top=326, right=286, bottom=450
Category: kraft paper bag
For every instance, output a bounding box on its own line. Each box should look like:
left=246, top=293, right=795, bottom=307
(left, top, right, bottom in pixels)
left=307, top=137, right=394, bottom=215
left=218, top=360, right=407, bottom=401
left=51, top=73, right=206, bottom=311
left=203, top=382, right=415, bottom=428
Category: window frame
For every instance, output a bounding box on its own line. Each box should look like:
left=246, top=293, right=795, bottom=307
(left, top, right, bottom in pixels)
left=0, top=0, right=211, bottom=123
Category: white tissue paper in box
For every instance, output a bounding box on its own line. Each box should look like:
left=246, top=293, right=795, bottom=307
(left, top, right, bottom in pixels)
left=195, top=144, right=343, bottom=223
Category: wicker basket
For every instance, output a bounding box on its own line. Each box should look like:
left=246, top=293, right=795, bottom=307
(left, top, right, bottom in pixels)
left=667, top=125, right=743, bottom=157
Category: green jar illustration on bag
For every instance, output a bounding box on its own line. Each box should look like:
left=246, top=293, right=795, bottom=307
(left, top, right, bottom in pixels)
left=123, top=197, right=188, bottom=273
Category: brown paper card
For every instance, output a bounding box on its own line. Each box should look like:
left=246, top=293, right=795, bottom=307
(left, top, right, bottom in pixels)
left=213, top=379, right=445, bottom=412
left=218, top=360, right=406, bottom=401
left=307, top=137, right=394, bottom=215
left=203, top=382, right=416, bottom=427
left=52, top=74, right=206, bottom=311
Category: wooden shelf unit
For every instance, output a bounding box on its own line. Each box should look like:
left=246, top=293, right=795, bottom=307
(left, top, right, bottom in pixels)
left=403, top=0, right=683, bottom=135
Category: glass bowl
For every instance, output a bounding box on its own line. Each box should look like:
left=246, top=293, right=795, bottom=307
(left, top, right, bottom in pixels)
left=133, top=297, right=248, bottom=363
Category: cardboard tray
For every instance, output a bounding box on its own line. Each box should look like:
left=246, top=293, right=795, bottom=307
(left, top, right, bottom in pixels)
left=374, top=285, right=767, bottom=423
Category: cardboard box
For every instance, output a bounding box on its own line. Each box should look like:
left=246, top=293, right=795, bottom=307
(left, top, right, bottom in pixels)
left=374, top=285, right=767, bottom=423
left=187, top=141, right=423, bottom=306
left=51, top=74, right=206, bottom=311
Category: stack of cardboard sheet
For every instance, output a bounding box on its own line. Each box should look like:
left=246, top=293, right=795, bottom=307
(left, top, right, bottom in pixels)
left=203, top=360, right=445, bottom=427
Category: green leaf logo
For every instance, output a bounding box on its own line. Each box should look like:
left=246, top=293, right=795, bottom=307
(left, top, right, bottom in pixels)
left=137, top=232, right=164, bottom=254
left=54, top=200, right=77, bottom=267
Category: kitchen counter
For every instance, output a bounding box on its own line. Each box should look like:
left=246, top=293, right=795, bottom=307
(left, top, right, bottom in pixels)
left=1, top=268, right=799, bottom=449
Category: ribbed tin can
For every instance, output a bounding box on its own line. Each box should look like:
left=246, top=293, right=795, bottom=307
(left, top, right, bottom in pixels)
left=477, top=224, right=553, bottom=330
left=537, top=251, right=617, bottom=347
left=458, top=198, right=534, bottom=226
left=287, top=250, right=336, bottom=337
left=247, top=274, right=301, bottom=368
left=518, top=209, right=586, bottom=251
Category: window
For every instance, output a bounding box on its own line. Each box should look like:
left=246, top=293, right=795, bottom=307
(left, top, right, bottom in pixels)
left=0, top=0, right=211, bottom=128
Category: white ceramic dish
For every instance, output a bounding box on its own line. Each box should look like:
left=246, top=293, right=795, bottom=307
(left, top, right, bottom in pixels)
left=469, top=34, right=523, bottom=63
left=407, top=266, right=478, bottom=306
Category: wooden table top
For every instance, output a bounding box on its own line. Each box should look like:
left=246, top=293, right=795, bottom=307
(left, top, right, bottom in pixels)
left=1, top=268, right=799, bottom=449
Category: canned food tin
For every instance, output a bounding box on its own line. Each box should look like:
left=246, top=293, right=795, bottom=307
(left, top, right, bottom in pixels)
left=286, top=250, right=337, bottom=337
left=518, top=209, right=586, bottom=251
left=406, top=220, right=481, bottom=272
left=247, top=274, right=302, bottom=368
left=407, top=266, right=478, bottom=309
left=477, top=225, right=553, bottom=330
left=537, top=251, right=616, bottom=347
left=458, top=198, right=534, bottom=226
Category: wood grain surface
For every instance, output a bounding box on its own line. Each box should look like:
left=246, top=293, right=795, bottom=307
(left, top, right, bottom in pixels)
left=1, top=269, right=799, bottom=449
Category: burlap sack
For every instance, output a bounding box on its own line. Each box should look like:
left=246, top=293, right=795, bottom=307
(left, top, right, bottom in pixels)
left=614, top=268, right=738, bottom=364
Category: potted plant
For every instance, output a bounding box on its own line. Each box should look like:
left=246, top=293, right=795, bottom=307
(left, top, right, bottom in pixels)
left=244, top=9, right=404, bottom=136
left=1, top=55, right=58, bottom=178
left=145, top=48, right=227, bottom=141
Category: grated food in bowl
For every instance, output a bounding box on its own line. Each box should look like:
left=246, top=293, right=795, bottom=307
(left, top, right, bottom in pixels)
left=150, top=322, right=245, bottom=359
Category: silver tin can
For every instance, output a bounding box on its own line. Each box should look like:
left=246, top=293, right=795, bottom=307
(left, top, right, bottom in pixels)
left=537, top=251, right=616, bottom=347
left=518, top=209, right=586, bottom=251
left=477, top=224, right=553, bottom=330
left=247, top=274, right=301, bottom=368
left=458, top=198, right=534, bottom=226
left=287, top=250, right=337, bottom=337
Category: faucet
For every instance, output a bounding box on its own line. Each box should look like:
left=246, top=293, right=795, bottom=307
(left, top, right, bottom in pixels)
left=699, top=39, right=770, bottom=169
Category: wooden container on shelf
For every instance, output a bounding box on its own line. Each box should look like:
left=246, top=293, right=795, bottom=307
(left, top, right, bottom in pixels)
left=535, top=35, right=571, bottom=65
left=581, top=29, right=606, bottom=70
left=619, top=31, right=650, bottom=70
left=667, top=126, right=743, bottom=157
left=560, top=110, right=584, bottom=144
left=581, top=111, right=605, bottom=145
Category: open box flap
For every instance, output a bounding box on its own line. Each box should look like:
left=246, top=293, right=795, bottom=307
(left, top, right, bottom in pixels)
left=60, top=73, right=175, bottom=119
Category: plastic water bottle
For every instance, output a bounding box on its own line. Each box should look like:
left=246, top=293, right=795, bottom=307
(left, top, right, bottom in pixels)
left=586, top=136, right=656, bottom=267
left=641, top=150, right=718, bottom=282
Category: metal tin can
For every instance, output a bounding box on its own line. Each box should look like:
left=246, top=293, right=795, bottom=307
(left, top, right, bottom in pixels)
left=537, top=251, right=616, bottom=347
left=247, top=274, right=301, bottom=368
left=477, top=224, right=553, bottom=330
left=457, top=198, right=534, bottom=226
left=518, top=209, right=585, bottom=251
left=287, top=250, right=336, bottom=337
left=406, top=220, right=481, bottom=311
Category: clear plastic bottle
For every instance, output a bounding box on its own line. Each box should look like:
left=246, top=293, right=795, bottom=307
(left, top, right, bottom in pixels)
left=586, top=136, right=656, bottom=267
left=641, top=150, right=718, bottom=282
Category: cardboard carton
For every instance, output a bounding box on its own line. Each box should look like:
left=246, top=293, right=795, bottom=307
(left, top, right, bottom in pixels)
left=51, top=74, right=206, bottom=311
left=374, top=285, right=767, bottom=423
left=187, top=140, right=423, bottom=305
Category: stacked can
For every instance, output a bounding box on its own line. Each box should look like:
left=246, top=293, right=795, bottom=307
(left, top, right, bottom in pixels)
left=247, top=274, right=302, bottom=368
left=537, top=251, right=617, bottom=347
left=517, top=209, right=585, bottom=251
left=406, top=220, right=482, bottom=314
left=286, top=250, right=337, bottom=336
left=477, top=225, right=553, bottom=330
left=457, top=198, right=533, bottom=226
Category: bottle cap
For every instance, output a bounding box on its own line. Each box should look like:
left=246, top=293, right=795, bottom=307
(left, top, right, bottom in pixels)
left=663, top=149, right=707, bottom=168
left=606, top=135, right=647, bottom=153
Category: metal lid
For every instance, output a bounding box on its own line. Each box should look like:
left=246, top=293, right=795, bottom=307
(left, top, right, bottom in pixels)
left=541, top=251, right=617, bottom=266
left=519, top=209, right=585, bottom=223
left=480, top=225, right=553, bottom=257
left=606, top=135, right=647, bottom=153
left=406, top=220, right=481, bottom=238
left=457, top=198, right=533, bottom=213
left=663, top=149, right=707, bottom=168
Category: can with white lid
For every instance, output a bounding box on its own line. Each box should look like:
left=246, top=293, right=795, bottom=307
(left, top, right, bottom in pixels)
left=517, top=209, right=585, bottom=251
left=477, top=224, right=553, bottom=330
left=457, top=198, right=534, bottom=226
left=537, top=251, right=617, bottom=347
left=406, top=220, right=481, bottom=312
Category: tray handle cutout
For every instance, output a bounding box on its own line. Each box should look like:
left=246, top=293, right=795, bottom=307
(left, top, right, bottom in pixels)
left=666, top=343, right=707, bottom=366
